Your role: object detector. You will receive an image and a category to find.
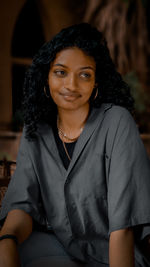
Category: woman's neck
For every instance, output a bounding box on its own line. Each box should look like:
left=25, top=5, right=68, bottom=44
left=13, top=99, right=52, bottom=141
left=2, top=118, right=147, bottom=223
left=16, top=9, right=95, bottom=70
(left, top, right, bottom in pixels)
left=57, top=105, right=90, bottom=133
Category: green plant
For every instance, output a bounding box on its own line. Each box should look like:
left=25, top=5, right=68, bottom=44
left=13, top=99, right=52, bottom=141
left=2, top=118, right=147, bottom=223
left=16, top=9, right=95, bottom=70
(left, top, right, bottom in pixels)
left=0, top=152, right=12, bottom=161
left=123, top=71, right=147, bottom=113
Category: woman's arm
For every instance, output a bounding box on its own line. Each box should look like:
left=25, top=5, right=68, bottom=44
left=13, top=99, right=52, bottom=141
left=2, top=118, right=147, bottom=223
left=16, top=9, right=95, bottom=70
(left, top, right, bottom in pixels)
left=109, top=228, right=134, bottom=267
left=0, top=209, right=33, bottom=267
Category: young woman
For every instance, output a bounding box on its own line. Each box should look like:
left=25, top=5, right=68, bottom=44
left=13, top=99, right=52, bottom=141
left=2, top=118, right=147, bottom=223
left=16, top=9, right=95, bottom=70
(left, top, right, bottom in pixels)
left=0, top=23, right=150, bottom=267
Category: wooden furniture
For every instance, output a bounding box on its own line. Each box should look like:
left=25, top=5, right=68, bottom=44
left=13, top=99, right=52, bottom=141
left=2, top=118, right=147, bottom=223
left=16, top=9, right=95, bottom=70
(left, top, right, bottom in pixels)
left=0, top=159, right=16, bottom=206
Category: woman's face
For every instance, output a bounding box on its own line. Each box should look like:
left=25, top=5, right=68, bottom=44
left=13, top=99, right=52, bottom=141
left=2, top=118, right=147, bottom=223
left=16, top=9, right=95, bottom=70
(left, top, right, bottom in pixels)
left=48, top=47, right=96, bottom=111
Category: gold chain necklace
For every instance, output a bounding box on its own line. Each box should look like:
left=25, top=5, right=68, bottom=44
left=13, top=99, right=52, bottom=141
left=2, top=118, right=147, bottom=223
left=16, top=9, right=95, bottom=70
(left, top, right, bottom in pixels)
left=57, top=117, right=83, bottom=142
left=62, top=141, right=71, bottom=161
left=57, top=116, right=84, bottom=161
left=58, top=127, right=83, bottom=142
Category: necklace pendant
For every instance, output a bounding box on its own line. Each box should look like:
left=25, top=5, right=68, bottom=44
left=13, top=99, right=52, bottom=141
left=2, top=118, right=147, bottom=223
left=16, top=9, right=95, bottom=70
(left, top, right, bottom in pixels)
left=57, top=115, right=85, bottom=142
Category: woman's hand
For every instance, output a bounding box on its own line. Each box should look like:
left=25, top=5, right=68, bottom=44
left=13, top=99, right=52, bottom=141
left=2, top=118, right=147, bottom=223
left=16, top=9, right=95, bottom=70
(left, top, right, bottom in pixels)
left=0, top=209, right=33, bottom=267
left=109, top=228, right=134, bottom=267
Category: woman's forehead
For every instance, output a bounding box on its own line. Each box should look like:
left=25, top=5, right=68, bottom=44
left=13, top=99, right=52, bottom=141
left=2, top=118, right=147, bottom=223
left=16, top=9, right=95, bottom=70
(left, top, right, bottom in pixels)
left=51, top=47, right=96, bottom=69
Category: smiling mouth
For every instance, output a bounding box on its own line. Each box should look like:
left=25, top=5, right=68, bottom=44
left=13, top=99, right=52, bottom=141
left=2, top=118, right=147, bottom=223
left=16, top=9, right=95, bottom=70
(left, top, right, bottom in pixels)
left=60, top=93, right=80, bottom=101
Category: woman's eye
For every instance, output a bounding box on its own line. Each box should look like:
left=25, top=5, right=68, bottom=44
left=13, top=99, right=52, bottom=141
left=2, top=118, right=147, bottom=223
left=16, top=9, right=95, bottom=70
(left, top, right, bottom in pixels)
left=54, top=70, right=66, bottom=77
left=80, top=72, right=91, bottom=79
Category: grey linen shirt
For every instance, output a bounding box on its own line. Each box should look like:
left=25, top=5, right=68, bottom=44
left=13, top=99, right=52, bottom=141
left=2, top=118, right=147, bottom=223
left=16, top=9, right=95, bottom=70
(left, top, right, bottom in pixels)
left=0, top=103, right=150, bottom=265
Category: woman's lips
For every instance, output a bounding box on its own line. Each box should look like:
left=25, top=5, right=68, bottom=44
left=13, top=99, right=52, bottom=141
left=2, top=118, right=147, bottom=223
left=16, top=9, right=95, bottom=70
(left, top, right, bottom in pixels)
left=60, top=92, right=80, bottom=101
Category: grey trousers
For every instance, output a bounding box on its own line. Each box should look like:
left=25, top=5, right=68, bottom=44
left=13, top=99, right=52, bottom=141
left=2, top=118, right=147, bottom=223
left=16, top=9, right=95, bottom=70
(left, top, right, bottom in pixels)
left=19, top=231, right=108, bottom=267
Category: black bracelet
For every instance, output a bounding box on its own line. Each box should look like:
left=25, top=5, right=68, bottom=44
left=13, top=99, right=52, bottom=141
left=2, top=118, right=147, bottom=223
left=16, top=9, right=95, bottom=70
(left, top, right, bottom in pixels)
left=0, top=234, right=18, bottom=245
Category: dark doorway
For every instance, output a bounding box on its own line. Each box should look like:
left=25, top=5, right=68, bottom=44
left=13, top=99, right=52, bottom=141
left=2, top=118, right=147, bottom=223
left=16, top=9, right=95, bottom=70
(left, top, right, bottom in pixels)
left=11, top=0, right=45, bottom=128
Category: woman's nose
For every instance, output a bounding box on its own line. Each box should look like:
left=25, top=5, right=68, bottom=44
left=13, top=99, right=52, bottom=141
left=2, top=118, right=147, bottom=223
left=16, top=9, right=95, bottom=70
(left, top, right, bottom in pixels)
left=65, top=73, right=77, bottom=91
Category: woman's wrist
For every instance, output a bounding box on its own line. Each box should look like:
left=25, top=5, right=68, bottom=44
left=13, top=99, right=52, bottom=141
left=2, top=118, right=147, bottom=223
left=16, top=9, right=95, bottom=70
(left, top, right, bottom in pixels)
left=0, top=234, right=18, bottom=245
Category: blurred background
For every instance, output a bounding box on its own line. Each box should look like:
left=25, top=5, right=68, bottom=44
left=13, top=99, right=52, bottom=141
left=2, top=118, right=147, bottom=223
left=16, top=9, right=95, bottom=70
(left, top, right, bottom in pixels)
left=0, top=0, right=150, bottom=187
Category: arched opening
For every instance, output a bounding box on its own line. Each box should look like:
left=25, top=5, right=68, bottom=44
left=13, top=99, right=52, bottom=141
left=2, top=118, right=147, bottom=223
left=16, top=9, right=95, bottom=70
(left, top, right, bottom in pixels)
left=11, top=0, right=45, bottom=130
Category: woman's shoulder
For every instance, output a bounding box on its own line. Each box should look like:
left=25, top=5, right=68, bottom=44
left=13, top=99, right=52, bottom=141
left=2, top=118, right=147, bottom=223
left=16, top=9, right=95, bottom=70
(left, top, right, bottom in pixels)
left=98, top=103, right=134, bottom=123
left=101, top=104, right=139, bottom=142
left=97, top=103, right=137, bottom=136
left=103, top=103, right=131, bottom=115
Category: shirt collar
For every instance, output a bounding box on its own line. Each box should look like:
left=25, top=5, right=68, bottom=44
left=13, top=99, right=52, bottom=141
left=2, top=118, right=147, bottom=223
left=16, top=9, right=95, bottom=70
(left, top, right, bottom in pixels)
left=37, top=103, right=113, bottom=178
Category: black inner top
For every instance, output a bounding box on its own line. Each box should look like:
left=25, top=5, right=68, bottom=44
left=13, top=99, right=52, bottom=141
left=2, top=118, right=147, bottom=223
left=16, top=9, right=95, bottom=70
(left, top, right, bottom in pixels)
left=52, top=121, right=77, bottom=170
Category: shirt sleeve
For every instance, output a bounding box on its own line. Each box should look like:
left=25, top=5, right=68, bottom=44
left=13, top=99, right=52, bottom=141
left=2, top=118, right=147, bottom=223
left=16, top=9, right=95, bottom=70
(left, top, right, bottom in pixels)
left=0, top=127, right=46, bottom=227
left=107, top=108, right=150, bottom=241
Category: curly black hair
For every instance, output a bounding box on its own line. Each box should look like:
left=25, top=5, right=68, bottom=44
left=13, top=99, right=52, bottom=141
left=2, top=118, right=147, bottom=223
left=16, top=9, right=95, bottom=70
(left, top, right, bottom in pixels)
left=22, top=23, right=134, bottom=139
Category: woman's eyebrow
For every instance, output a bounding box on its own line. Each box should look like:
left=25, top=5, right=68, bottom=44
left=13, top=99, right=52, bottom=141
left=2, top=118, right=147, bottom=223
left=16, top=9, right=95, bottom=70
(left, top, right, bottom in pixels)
left=79, top=66, right=95, bottom=71
left=53, top=63, right=95, bottom=70
left=53, top=63, right=67, bottom=68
